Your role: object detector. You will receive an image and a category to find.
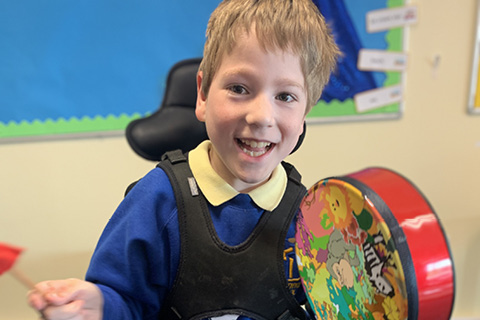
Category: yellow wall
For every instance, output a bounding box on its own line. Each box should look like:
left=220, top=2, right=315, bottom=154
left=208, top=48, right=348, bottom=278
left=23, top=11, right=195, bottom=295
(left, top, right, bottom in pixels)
left=1, top=0, right=479, bottom=318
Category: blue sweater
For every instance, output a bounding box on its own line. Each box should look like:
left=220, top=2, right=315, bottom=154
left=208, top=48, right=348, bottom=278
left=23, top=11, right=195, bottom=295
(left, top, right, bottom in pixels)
left=85, top=167, right=305, bottom=319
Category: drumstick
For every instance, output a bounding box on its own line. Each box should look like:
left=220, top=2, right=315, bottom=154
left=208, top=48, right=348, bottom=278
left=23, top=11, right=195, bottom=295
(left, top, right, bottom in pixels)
left=8, top=267, right=47, bottom=319
left=8, top=267, right=47, bottom=320
left=8, top=266, right=37, bottom=290
left=0, top=243, right=47, bottom=320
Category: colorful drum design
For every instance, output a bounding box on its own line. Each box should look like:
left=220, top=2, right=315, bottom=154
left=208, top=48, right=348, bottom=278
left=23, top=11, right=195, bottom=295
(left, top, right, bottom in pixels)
left=295, top=167, right=455, bottom=320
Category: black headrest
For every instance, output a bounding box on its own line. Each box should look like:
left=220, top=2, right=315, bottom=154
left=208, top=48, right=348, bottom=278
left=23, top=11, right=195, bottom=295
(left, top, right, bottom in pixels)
left=126, top=58, right=208, bottom=161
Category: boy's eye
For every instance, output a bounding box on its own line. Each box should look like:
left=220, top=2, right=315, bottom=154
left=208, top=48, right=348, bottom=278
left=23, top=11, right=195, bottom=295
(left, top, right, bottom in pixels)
left=228, top=85, right=248, bottom=95
left=277, top=92, right=296, bottom=103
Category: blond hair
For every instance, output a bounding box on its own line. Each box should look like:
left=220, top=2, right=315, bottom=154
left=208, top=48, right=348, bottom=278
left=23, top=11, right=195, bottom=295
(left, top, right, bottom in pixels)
left=199, top=0, right=340, bottom=112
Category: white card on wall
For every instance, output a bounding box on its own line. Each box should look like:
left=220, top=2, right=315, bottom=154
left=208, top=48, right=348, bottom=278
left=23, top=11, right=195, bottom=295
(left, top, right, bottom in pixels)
left=366, top=6, right=417, bottom=33
left=354, top=85, right=403, bottom=113
left=358, top=49, right=408, bottom=72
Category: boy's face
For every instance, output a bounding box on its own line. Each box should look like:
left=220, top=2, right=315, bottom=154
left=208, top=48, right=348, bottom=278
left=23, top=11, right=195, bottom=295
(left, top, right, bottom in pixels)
left=196, top=30, right=307, bottom=192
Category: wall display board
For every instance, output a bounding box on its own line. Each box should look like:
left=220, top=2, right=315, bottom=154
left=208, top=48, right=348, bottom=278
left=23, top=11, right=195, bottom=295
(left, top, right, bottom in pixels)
left=468, top=0, right=480, bottom=115
left=0, top=0, right=414, bottom=141
left=310, top=0, right=415, bottom=123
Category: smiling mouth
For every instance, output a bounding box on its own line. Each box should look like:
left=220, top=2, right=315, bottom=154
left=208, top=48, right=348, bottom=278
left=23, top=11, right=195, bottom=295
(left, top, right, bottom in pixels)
left=237, top=139, right=273, bottom=157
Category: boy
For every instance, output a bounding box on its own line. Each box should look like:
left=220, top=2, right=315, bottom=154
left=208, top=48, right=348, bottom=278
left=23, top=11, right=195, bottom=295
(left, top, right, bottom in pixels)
left=28, top=0, right=339, bottom=319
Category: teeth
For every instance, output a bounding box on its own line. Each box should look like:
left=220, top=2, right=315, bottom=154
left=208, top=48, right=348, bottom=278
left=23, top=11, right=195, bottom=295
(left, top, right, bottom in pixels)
left=241, top=148, right=266, bottom=157
left=239, top=139, right=271, bottom=157
left=240, top=139, right=271, bottom=148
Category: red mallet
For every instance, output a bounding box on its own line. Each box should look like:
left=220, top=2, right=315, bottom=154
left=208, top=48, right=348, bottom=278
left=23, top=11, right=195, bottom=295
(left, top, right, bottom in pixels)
left=0, top=242, right=36, bottom=289
left=0, top=242, right=23, bottom=275
left=0, top=242, right=46, bottom=319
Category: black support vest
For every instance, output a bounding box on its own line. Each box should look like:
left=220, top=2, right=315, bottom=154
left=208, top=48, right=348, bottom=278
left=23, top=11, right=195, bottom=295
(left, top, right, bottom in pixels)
left=158, top=150, right=308, bottom=320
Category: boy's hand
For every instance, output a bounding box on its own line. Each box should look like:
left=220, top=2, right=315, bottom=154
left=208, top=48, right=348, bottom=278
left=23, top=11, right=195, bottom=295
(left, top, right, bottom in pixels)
left=27, top=278, right=103, bottom=320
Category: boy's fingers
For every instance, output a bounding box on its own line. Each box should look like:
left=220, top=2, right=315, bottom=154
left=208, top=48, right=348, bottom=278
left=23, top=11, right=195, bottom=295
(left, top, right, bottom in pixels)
left=27, top=279, right=81, bottom=309
left=37, top=279, right=79, bottom=305
left=42, top=300, right=85, bottom=320
left=27, top=278, right=102, bottom=319
left=27, top=289, right=48, bottom=311
left=27, top=280, right=61, bottom=310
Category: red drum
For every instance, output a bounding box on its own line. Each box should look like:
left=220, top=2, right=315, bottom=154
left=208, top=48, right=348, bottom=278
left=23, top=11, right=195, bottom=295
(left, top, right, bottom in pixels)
left=295, top=167, right=455, bottom=320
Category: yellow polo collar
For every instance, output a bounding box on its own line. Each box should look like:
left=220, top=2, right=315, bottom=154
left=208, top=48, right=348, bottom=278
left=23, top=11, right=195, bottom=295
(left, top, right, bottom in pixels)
left=188, top=140, right=287, bottom=211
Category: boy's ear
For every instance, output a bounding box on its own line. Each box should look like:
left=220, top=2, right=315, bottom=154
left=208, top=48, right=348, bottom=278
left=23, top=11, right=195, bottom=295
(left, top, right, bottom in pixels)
left=195, top=71, right=206, bottom=122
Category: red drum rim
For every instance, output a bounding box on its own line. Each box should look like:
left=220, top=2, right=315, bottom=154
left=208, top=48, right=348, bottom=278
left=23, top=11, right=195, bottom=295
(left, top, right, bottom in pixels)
left=345, top=167, right=455, bottom=320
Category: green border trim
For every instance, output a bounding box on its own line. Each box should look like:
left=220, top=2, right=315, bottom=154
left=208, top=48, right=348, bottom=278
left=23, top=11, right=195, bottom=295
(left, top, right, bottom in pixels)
left=0, top=113, right=143, bottom=139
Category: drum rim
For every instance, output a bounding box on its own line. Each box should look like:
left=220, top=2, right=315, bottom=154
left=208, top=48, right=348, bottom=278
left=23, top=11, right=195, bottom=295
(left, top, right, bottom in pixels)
left=363, top=167, right=457, bottom=320
left=336, top=175, right=419, bottom=320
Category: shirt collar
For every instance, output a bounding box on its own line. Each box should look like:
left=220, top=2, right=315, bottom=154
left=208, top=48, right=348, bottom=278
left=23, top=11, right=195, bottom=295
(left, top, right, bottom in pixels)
left=188, top=140, right=287, bottom=211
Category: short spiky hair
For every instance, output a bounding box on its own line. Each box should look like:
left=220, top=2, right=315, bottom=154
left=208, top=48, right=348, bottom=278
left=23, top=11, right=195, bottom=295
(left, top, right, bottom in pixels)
left=199, top=0, right=339, bottom=112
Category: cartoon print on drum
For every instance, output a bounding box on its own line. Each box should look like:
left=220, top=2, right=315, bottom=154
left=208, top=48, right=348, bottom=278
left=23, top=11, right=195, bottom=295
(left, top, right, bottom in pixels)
left=296, top=179, right=408, bottom=320
left=363, top=232, right=394, bottom=297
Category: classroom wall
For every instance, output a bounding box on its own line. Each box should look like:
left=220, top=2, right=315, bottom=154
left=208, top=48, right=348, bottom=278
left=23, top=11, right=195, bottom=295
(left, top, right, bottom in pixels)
left=1, top=0, right=479, bottom=319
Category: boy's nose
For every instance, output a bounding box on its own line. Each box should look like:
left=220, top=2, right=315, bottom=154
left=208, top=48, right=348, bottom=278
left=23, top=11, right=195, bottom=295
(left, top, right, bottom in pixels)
left=245, top=95, right=275, bottom=128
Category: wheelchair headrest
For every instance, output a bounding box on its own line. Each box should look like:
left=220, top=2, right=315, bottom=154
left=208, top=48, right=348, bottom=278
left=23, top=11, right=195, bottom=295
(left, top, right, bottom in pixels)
left=126, top=58, right=207, bottom=161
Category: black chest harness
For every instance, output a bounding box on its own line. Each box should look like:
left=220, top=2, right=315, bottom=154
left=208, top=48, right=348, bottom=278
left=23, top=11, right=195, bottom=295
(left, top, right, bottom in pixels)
left=156, top=150, right=308, bottom=320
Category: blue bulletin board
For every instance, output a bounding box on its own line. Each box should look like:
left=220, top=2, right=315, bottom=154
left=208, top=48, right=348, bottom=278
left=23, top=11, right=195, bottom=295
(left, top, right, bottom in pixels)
left=0, top=0, right=408, bottom=140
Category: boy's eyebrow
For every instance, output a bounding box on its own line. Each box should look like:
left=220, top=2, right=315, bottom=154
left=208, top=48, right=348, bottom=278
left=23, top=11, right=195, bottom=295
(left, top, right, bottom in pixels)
left=221, top=68, right=305, bottom=90
left=276, top=77, right=305, bottom=91
left=220, top=67, right=252, bottom=79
